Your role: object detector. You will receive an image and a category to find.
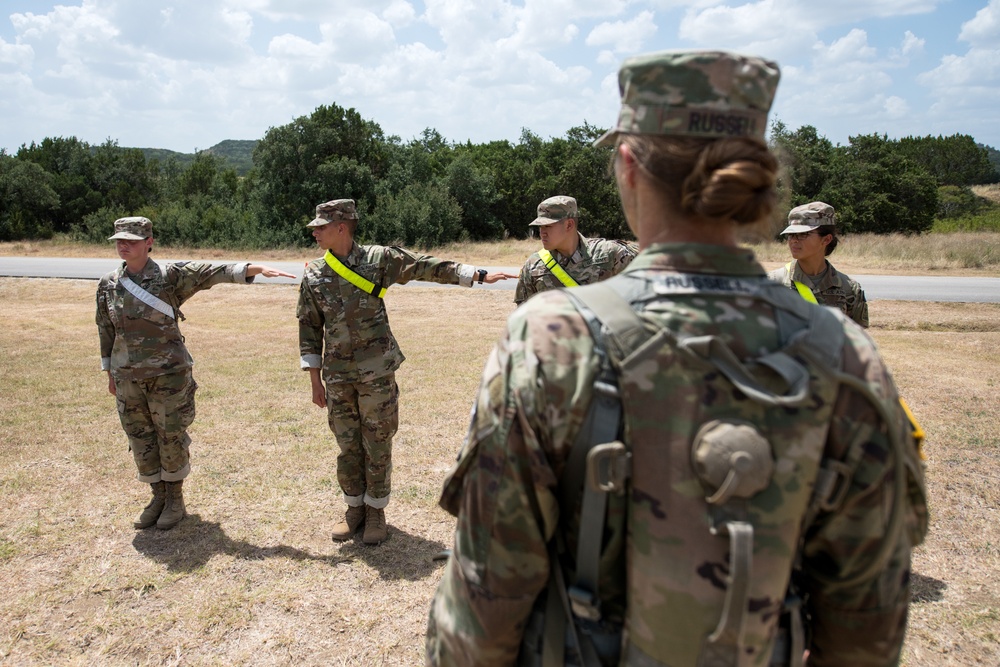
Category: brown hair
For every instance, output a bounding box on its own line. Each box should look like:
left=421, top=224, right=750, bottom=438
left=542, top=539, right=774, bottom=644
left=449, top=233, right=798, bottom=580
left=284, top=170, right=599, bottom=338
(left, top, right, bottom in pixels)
left=816, top=224, right=838, bottom=256
left=619, top=135, right=778, bottom=226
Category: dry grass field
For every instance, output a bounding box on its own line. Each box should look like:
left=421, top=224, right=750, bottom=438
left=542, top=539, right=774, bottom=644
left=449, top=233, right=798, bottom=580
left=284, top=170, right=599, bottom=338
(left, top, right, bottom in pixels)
left=0, top=277, right=998, bottom=666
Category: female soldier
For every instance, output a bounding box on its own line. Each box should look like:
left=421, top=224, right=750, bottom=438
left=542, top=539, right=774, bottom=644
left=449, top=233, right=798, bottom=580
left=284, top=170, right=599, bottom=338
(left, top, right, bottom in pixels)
left=768, top=202, right=869, bottom=327
left=427, top=51, right=924, bottom=666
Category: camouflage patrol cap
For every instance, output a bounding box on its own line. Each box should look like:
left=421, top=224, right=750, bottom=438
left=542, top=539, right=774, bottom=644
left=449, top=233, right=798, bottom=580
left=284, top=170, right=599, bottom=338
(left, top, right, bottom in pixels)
left=108, top=216, right=152, bottom=241
left=529, top=196, right=578, bottom=226
left=780, top=201, right=836, bottom=234
left=595, top=50, right=781, bottom=147
left=307, top=199, right=358, bottom=227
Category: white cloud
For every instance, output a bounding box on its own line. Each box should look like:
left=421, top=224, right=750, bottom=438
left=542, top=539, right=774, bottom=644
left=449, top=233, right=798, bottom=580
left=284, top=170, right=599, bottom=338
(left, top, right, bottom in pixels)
left=2, top=0, right=997, bottom=153
left=382, top=0, right=416, bottom=27
left=586, top=11, right=658, bottom=53
left=920, top=47, right=1000, bottom=87
left=318, top=9, right=397, bottom=61
left=820, top=28, right=877, bottom=64
left=267, top=33, right=327, bottom=61
left=769, top=27, right=914, bottom=140
left=901, top=30, right=925, bottom=56
left=916, top=1, right=1000, bottom=143
left=0, top=38, right=33, bottom=70
left=959, top=0, right=1000, bottom=46
left=677, top=0, right=941, bottom=58
left=883, top=95, right=910, bottom=118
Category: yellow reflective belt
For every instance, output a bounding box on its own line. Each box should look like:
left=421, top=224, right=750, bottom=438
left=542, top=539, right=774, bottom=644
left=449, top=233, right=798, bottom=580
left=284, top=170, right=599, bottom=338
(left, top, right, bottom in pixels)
left=786, top=262, right=818, bottom=304
left=324, top=251, right=387, bottom=298
left=539, top=249, right=579, bottom=288
left=785, top=264, right=928, bottom=459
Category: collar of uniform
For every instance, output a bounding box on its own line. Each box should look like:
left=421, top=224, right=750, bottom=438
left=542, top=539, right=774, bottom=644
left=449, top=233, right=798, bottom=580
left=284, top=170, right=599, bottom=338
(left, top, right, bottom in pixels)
left=626, top=242, right=766, bottom=276
left=547, top=232, right=590, bottom=264
left=326, top=242, right=365, bottom=270
left=790, top=258, right=842, bottom=290
left=118, top=257, right=159, bottom=282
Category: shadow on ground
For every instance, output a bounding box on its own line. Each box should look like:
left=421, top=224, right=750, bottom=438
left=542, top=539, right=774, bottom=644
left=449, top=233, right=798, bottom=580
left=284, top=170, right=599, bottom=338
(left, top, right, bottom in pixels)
left=329, top=524, right=448, bottom=581
left=132, top=514, right=447, bottom=580
left=911, top=572, right=947, bottom=603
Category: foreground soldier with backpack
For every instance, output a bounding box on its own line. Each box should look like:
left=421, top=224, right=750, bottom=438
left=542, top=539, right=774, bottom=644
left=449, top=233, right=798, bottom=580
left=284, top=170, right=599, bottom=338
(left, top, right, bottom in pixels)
left=426, top=50, right=927, bottom=666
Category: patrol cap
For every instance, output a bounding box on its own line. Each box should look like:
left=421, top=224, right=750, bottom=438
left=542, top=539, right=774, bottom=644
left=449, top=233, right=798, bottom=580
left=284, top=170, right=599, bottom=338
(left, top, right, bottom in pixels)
left=595, top=50, right=781, bottom=147
left=780, top=201, right=835, bottom=235
left=108, top=216, right=152, bottom=241
left=529, top=196, right=578, bottom=226
left=307, top=199, right=358, bottom=227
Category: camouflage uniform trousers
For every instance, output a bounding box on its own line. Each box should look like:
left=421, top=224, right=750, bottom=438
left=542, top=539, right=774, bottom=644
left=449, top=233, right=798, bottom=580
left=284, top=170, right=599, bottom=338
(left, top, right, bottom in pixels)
left=113, top=369, right=197, bottom=483
left=325, top=373, right=399, bottom=509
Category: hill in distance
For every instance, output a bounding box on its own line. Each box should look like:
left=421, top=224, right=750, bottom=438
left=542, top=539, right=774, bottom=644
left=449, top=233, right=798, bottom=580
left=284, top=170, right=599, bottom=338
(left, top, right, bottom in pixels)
left=134, top=139, right=257, bottom=175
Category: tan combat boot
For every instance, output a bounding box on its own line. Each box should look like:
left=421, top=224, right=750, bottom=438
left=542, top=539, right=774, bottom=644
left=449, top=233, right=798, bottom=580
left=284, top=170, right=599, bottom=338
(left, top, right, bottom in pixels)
left=133, top=481, right=166, bottom=529
left=331, top=505, right=366, bottom=541
left=156, top=480, right=186, bottom=530
left=363, top=506, right=387, bottom=545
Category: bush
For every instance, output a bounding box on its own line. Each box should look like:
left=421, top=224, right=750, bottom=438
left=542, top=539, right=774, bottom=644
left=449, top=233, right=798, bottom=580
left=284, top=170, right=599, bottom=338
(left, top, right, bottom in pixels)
left=936, top=185, right=990, bottom=219
left=75, top=206, right=134, bottom=243
left=365, top=182, right=463, bottom=248
left=931, top=207, right=1000, bottom=233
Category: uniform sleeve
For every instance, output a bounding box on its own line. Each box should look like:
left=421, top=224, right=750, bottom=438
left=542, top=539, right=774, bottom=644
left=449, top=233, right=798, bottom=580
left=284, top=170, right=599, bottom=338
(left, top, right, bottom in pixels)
left=613, top=240, right=638, bottom=273
left=296, top=276, right=325, bottom=369
left=801, top=328, right=926, bottom=666
left=170, top=261, right=252, bottom=303
left=848, top=281, right=870, bottom=328
left=427, top=295, right=599, bottom=666
left=383, top=246, right=476, bottom=287
left=95, top=282, right=115, bottom=370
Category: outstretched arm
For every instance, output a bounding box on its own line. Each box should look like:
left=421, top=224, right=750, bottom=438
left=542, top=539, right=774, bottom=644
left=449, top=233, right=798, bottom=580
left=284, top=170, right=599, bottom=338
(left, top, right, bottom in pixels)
left=247, top=264, right=297, bottom=279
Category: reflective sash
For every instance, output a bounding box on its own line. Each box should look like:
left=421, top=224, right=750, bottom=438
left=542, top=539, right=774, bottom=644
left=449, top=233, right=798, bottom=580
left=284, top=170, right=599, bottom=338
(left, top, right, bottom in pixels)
left=324, top=251, right=387, bottom=298
left=786, top=262, right=817, bottom=304
left=119, top=275, right=174, bottom=319
left=539, top=249, right=579, bottom=288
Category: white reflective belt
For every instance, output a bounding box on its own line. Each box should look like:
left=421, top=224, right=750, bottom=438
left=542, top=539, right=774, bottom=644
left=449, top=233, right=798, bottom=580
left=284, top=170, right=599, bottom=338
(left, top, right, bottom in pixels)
left=119, top=276, right=175, bottom=319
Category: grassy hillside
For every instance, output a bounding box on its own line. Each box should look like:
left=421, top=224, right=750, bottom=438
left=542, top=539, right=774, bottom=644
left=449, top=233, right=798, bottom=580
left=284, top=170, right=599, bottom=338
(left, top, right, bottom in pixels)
left=135, top=139, right=257, bottom=175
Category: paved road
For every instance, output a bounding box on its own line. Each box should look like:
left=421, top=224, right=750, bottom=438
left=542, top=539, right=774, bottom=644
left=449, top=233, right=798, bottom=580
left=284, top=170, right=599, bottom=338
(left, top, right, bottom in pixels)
left=2, top=256, right=1000, bottom=302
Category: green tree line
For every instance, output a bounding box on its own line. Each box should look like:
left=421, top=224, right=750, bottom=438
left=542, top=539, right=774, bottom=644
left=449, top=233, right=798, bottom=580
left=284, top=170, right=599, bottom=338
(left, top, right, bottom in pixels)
left=2, top=102, right=997, bottom=245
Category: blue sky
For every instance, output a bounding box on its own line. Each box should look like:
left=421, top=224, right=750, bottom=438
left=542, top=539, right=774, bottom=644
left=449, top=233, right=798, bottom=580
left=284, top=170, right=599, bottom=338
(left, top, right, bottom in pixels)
left=1, top=1, right=998, bottom=154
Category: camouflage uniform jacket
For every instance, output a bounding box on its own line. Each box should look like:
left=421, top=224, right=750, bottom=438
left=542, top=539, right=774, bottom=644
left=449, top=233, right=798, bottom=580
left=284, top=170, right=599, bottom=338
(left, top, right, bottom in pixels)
left=768, top=259, right=869, bottom=328
left=514, top=233, right=637, bottom=305
left=96, top=259, right=252, bottom=381
left=427, top=243, right=925, bottom=666
left=297, top=242, right=477, bottom=384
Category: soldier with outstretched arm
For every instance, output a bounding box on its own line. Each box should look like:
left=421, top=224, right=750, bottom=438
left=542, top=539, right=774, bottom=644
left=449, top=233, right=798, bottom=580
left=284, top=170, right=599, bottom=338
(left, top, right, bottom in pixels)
left=514, top=195, right=637, bottom=305
left=296, top=199, right=515, bottom=545
left=96, top=216, right=295, bottom=531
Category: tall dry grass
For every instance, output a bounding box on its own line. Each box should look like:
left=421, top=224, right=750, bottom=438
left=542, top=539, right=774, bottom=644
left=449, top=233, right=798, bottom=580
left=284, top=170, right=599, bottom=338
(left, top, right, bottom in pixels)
left=0, top=280, right=998, bottom=665
left=746, top=232, right=1000, bottom=274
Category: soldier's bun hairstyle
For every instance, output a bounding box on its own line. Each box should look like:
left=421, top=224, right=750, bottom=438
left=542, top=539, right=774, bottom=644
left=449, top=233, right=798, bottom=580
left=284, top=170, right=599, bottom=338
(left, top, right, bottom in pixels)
left=620, top=135, right=778, bottom=226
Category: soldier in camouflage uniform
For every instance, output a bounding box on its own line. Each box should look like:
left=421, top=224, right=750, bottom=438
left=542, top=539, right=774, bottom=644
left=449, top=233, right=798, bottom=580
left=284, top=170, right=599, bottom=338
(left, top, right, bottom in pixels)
left=96, top=216, right=295, bottom=530
left=768, top=202, right=869, bottom=327
left=296, top=199, right=515, bottom=546
left=514, top=196, right=637, bottom=305
left=427, top=51, right=927, bottom=666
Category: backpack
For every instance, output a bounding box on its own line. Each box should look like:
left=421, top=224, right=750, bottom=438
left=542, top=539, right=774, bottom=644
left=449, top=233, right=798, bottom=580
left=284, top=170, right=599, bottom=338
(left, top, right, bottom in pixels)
left=518, top=273, right=920, bottom=667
